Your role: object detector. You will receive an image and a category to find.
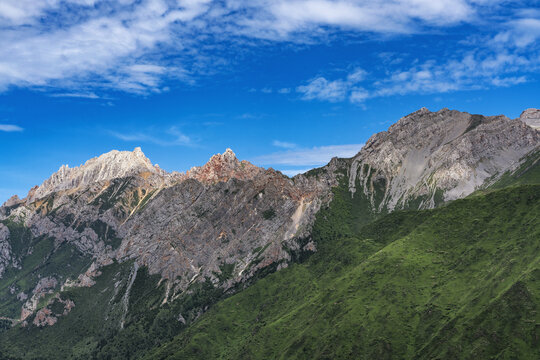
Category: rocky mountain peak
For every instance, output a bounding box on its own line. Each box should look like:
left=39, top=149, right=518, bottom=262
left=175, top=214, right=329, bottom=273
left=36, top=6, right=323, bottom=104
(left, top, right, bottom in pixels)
left=2, top=195, right=22, bottom=208
left=28, top=147, right=165, bottom=202
left=386, top=107, right=487, bottom=135
left=520, top=108, right=540, bottom=129
left=350, top=107, right=539, bottom=211
left=186, top=148, right=264, bottom=184
left=208, top=148, right=238, bottom=165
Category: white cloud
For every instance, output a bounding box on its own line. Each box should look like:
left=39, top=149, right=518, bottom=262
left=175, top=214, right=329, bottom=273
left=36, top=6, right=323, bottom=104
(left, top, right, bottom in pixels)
left=0, top=0, right=510, bottom=94
left=0, top=124, right=23, bottom=132
left=347, top=68, right=367, bottom=83
left=109, top=126, right=195, bottom=146
left=493, top=17, right=540, bottom=48
left=234, top=0, right=476, bottom=40
left=372, top=50, right=535, bottom=97
left=297, top=77, right=349, bottom=102
left=272, top=140, right=297, bottom=149
left=296, top=40, right=540, bottom=104
left=297, top=67, right=369, bottom=102
left=0, top=0, right=210, bottom=92
left=50, top=92, right=100, bottom=99
left=350, top=88, right=369, bottom=103
left=254, top=144, right=364, bottom=166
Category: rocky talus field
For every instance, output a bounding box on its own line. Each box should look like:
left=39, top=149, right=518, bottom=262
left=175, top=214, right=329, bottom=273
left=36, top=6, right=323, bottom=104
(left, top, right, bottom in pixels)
left=0, top=108, right=538, bottom=359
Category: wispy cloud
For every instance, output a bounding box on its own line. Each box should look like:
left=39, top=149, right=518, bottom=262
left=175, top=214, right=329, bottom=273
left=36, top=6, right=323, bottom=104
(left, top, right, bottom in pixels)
left=109, top=126, right=195, bottom=147
left=296, top=67, right=369, bottom=102
left=49, top=92, right=99, bottom=99
left=237, top=113, right=265, bottom=120
left=0, top=124, right=23, bottom=132
left=297, top=77, right=350, bottom=102
left=296, top=34, right=538, bottom=104
left=233, top=0, right=476, bottom=40
left=0, top=0, right=209, bottom=93
left=254, top=144, right=364, bottom=166
left=0, top=0, right=516, bottom=94
left=493, top=16, right=540, bottom=48
left=272, top=140, right=297, bottom=149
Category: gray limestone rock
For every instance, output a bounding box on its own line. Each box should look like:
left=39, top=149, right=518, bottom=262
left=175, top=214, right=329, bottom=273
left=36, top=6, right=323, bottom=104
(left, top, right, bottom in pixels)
left=347, top=108, right=539, bottom=211
left=520, top=108, right=540, bottom=129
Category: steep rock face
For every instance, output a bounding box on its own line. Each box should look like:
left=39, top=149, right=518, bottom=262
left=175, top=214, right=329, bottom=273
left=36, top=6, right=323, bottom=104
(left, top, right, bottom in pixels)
left=20, top=277, right=58, bottom=321
left=115, top=150, right=328, bottom=289
left=348, top=108, right=539, bottom=211
left=520, top=108, right=540, bottom=129
left=117, top=168, right=324, bottom=291
left=7, top=175, right=161, bottom=261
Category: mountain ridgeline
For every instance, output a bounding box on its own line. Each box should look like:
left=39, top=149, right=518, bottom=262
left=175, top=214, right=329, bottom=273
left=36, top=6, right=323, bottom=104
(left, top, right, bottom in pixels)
left=0, top=108, right=538, bottom=359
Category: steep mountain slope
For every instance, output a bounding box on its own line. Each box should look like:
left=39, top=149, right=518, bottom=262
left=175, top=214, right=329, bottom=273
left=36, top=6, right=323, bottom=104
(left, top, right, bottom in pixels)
left=145, top=183, right=540, bottom=360
left=0, top=107, right=537, bottom=359
left=0, top=148, right=329, bottom=326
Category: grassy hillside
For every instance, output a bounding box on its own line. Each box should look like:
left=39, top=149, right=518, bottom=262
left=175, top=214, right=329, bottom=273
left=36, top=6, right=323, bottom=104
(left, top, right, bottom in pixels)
left=145, top=184, right=540, bottom=359
left=0, top=220, right=92, bottom=321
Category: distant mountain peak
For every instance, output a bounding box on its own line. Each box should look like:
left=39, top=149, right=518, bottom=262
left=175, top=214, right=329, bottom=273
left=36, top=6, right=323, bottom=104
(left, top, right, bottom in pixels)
left=28, top=147, right=165, bottom=202
left=208, top=148, right=238, bottom=164
left=186, top=148, right=264, bottom=184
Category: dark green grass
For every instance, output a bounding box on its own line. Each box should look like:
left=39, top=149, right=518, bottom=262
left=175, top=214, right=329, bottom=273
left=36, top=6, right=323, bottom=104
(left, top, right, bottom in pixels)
left=0, top=261, right=133, bottom=359
left=0, top=221, right=92, bottom=319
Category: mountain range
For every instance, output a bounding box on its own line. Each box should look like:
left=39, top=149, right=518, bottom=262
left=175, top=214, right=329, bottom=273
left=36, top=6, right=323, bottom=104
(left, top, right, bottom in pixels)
left=0, top=107, right=539, bottom=359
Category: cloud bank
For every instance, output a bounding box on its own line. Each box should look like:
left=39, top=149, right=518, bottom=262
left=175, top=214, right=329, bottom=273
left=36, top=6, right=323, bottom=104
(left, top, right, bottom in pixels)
left=0, top=0, right=525, bottom=97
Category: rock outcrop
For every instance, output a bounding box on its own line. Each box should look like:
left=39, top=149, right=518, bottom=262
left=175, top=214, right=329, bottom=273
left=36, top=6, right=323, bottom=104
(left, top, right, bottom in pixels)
left=520, top=108, right=540, bottom=129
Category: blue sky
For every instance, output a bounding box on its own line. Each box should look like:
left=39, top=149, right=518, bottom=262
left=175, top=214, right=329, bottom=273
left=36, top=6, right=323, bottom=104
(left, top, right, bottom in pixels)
left=1, top=0, right=540, bottom=203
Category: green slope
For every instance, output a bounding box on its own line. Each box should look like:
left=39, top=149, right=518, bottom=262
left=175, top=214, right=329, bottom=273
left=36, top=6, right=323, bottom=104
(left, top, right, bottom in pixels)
left=145, top=184, right=540, bottom=360
left=0, top=219, right=92, bottom=321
